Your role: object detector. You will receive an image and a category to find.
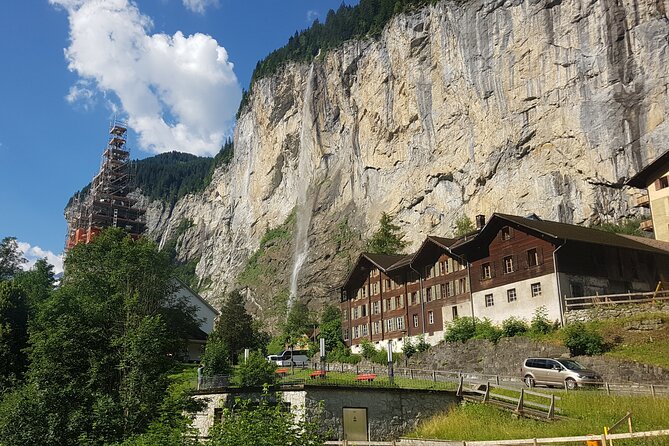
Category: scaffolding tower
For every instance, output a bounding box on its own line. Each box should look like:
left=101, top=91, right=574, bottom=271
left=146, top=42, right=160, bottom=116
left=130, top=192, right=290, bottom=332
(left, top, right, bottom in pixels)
left=65, top=121, right=145, bottom=249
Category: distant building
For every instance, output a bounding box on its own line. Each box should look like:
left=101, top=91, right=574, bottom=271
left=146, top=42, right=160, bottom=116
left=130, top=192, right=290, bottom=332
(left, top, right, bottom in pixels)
left=173, top=278, right=220, bottom=362
left=627, top=149, right=669, bottom=241
left=340, top=213, right=669, bottom=351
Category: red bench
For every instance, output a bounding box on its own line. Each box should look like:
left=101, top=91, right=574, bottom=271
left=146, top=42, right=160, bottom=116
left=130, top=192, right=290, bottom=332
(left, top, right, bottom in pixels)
left=356, top=373, right=377, bottom=382
left=276, top=368, right=289, bottom=377
left=310, top=370, right=327, bottom=379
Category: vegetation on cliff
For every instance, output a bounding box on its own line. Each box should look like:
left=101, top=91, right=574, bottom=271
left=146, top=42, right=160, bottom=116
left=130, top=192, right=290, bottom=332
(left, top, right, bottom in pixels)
left=238, top=0, right=440, bottom=115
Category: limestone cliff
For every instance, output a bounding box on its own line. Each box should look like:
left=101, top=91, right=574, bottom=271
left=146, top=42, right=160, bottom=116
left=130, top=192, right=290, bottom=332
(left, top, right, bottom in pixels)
left=142, top=0, right=669, bottom=325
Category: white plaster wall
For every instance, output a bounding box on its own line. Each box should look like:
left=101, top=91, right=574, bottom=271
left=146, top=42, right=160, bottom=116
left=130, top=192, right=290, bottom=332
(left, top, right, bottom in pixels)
left=471, top=273, right=561, bottom=324
left=350, top=331, right=445, bottom=354
left=441, top=301, right=474, bottom=324
left=280, top=390, right=307, bottom=421
left=648, top=167, right=669, bottom=242
left=174, top=285, right=217, bottom=334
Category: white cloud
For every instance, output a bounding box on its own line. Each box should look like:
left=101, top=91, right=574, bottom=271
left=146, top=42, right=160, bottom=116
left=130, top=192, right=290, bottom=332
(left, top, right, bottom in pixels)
left=66, top=79, right=97, bottom=110
left=50, top=0, right=241, bottom=156
left=182, top=0, right=219, bottom=14
left=306, top=10, right=319, bottom=23
left=17, top=242, right=64, bottom=275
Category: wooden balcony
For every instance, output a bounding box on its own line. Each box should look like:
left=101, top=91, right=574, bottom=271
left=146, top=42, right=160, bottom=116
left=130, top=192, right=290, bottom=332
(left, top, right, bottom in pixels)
left=634, top=193, right=650, bottom=208
left=640, top=219, right=654, bottom=232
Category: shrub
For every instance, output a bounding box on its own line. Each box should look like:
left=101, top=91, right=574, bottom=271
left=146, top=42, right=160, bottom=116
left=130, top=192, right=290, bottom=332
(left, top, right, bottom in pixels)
left=501, top=317, right=529, bottom=338
left=444, top=317, right=477, bottom=342
left=200, top=337, right=231, bottom=376
left=402, top=338, right=417, bottom=358
left=234, top=351, right=277, bottom=387
left=360, top=339, right=376, bottom=360
left=415, top=335, right=430, bottom=353
left=530, top=306, right=554, bottom=335
left=473, top=318, right=503, bottom=344
left=563, top=322, right=605, bottom=356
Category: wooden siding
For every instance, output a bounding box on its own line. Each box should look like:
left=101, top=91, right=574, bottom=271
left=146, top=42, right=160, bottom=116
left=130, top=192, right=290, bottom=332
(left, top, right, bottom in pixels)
left=470, top=226, right=556, bottom=293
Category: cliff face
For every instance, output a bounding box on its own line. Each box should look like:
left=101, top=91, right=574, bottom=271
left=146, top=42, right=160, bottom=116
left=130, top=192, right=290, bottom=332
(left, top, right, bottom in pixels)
left=142, top=0, right=669, bottom=321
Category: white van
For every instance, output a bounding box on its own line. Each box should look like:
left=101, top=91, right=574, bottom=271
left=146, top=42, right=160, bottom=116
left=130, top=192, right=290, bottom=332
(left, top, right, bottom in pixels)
left=267, top=350, right=310, bottom=367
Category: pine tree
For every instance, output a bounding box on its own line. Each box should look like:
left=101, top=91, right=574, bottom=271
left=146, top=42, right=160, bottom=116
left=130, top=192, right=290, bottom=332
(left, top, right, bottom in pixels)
left=366, top=212, right=407, bottom=255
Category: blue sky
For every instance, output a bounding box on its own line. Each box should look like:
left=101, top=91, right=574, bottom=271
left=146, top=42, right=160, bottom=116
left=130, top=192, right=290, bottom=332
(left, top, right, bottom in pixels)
left=0, top=0, right=355, bottom=273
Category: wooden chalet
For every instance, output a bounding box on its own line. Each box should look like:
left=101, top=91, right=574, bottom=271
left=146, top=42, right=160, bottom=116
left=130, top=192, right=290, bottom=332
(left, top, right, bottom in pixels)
left=340, top=213, right=669, bottom=350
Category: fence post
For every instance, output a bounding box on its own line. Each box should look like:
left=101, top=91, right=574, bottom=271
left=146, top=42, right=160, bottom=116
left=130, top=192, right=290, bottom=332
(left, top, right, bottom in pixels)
left=433, top=371, right=437, bottom=382
left=651, top=384, right=656, bottom=398
left=410, top=369, right=414, bottom=380
left=606, top=382, right=610, bottom=395
left=372, top=366, right=375, bottom=374
left=356, top=365, right=359, bottom=375
left=516, top=388, right=524, bottom=413
left=628, top=414, right=633, bottom=433
left=496, top=375, right=500, bottom=385
left=457, top=375, right=464, bottom=397
left=548, top=394, right=555, bottom=420
left=483, top=381, right=490, bottom=403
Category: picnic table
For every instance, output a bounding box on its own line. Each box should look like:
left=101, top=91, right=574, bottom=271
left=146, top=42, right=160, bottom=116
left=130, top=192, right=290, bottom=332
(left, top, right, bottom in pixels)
left=309, top=370, right=327, bottom=379
left=356, top=373, right=377, bottom=382
left=276, top=368, right=289, bottom=377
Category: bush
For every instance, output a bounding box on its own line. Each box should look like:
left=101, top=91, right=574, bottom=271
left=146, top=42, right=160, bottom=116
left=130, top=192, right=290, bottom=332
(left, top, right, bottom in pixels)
left=444, top=317, right=477, bottom=342
left=501, top=317, right=529, bottom=338
left=563, top=322, right=606, bottom=356
left=327, top=347, right=361, bottom=364
left=234, top=351, right=277, bottom=387
left=530, top=306, right=554, bottom=335
left=371, top=348, right=389, bottom=365
left=415, top=335, right=430, bottom=353
left=473, top=318, right=503, bottom=344
left=266, top=336, right=286, bottom=356
left=360, top=339, right=376, bottom=360
left=201, top=338, right=231, bottom=376
left=402, top=338, right=417, bottom=358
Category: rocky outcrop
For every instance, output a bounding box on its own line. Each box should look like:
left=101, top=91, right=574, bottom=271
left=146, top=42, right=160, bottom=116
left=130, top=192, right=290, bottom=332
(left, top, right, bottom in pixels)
left=140, top=0, right=669, bottom=325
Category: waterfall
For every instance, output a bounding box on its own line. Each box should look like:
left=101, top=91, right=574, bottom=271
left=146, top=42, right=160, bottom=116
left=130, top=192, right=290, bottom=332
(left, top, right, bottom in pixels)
left=289, top=65, right=317, bottom=308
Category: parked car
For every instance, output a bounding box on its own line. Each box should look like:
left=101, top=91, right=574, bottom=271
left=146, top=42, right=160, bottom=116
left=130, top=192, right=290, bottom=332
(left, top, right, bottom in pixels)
left=521, top=358, right=603, bottom=390
left=267, top=350, right=310, bottom=367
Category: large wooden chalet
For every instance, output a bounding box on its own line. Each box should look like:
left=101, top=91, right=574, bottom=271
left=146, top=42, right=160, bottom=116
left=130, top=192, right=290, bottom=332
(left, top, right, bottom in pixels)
left=340, top=213, right=669, bottom=351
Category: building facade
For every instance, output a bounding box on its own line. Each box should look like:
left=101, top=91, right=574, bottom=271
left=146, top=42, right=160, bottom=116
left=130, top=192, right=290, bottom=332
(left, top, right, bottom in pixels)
left=340, top=213, right=669, bottom=350
left=627, top=149, right=669, bottom=241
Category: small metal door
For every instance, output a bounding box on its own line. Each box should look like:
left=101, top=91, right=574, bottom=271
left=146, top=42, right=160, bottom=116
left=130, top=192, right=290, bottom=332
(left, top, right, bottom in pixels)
left=342, top=407, right=368, bottom=441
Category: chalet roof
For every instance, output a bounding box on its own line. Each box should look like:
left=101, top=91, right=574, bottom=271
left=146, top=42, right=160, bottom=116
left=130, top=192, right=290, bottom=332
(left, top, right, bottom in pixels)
left=339, top=252, right=412, bottom=291
left=453, top=213, right=669, bottom=257
left=626, top=149, right=669, bottom=188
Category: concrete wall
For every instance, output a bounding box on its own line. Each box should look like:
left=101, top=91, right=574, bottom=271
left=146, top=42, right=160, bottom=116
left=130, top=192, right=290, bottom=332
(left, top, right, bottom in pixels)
left=192, top=387, right=459, bottom=440
left=648, top=167, right=669, bottom=242
left=565, top=302, right=669, bottom=323
left=471, top=273, right=561, bottom=324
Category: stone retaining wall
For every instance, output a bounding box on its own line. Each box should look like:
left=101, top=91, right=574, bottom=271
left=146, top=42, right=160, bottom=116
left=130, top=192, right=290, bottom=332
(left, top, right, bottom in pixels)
left=565, top=303, right=669, bottom=324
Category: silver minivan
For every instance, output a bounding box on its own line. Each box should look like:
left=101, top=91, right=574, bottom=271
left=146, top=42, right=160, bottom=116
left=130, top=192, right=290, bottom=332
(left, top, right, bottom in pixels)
left=522, top=358, right=603, bottom=390
left=267, top=350, right=310, bottom=367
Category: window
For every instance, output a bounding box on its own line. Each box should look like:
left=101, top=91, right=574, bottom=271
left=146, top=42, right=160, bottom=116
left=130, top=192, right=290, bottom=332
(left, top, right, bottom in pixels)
left=342, top=309, right=348, bottom=321
left=411, top=292, right=419, bottom=305
left=372, top=301, right=380, bottom=315
left=527, top=248, right=540, bottom=267
left=395, top=295, right=402, bottom=309
left=343, top=329, right=349, bottom=341
left=386, top=318, right=395, bottom=332
left=501, top=226, right=512, bottom=240
left=485, top=294, right=494, bottom=307
left=385, top=278, right=391, bottom=290
left=481, top=263, right=492, bottom=280
left=531, top=282, right=542, bottom=297
left=372, top=282, right=378, bottom=295
left=446, top=282, right=453, bottom=297
left=452, top=306, right=459, bottom=319
left=440, top=261, right=446, bottom=275
left=507, top=288, right=517, bottom=302
left=396, top=316, right=405, bottom=330
left=503, top=256, right=514, bottom=274
left=361, top=287, right=366, bottom=298
left=458, top=278, right=467, bottom=294
left=361, top=304, right=367, bottom=317
left=413, top=314, right=419, bottom=328
left=361, top=324, right=369, bottom=336
left=428, top=311, right=434, bottom=325
left=657, top=176, right=669, bottom=190
left=353, top=326, right=359, bottom=338
left=425, top=287, right=432, bottom=302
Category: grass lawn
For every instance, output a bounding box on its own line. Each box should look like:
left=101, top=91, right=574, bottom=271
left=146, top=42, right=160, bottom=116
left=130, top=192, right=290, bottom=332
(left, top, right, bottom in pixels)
left=410, top=390, right=669, bottom=444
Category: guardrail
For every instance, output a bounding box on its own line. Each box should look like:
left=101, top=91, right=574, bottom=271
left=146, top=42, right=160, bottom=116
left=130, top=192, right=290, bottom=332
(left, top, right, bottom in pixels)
left=564, top=290, right=669, bottom=310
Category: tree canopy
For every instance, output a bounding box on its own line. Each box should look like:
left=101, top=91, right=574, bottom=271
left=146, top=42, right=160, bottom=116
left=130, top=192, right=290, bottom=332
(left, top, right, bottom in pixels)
left=0, top=237, right=26, bottom=281
left=366, top=212, right=407, bottom=255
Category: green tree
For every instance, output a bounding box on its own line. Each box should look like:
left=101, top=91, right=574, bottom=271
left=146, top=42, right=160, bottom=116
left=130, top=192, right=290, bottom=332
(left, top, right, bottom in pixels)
left=454, top=215, right=475, bottom=237
left=201, top=339, right=232, bottom=376
left=590, top=218, right=644, bottom=237
left=0, top=237, right=26, bottom=281
left=234, top=351, right=277, bottom=387
left=208, top=290, right=262, bottom=364
left=318, top=304, right=345, bottom=356
left=14, top=258, right=55, bottom=309
left=0, top=281, right=29, bottom=389
left=0, top=228, right=199, bottom=445
left=283, top=301, right=313, bottom=342
left=208, top=390, right=327, bottom=446
left=366, top=212, right=407, bottom=255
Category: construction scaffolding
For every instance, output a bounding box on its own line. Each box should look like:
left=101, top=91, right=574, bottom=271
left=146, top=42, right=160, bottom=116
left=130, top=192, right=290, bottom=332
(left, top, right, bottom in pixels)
left=65, top=120, right=145, bottom=249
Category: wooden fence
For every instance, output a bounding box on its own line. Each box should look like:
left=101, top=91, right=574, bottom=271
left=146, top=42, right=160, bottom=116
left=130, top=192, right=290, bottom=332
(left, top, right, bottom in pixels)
left=564, top=290, right=669, bottom=310
left=323, top=429, right=669, bottom=445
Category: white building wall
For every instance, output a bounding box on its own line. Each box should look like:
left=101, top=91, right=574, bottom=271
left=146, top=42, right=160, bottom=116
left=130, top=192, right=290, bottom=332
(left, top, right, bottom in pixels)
left=441, top=301, right=474, bottom=324
left=173, top=284, right=217, bottom=334
left=471, top=273, right=561, bottom=325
